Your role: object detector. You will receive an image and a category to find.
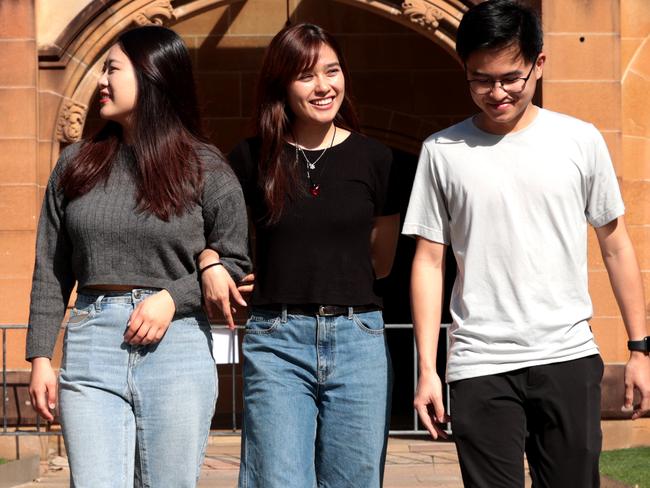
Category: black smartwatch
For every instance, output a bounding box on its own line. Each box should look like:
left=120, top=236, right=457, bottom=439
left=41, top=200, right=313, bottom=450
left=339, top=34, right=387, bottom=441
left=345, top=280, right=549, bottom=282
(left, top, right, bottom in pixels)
left=627, top=337, right=650, bottom=355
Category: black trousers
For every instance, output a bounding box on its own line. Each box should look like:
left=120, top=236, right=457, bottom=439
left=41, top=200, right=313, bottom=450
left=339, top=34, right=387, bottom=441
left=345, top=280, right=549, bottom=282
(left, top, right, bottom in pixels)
left=450, top=355, right=604, bottom=488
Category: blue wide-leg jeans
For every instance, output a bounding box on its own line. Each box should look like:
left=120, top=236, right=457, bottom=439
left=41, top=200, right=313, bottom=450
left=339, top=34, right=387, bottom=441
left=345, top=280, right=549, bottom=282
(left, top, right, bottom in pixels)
left=238, top=307, right=393, bottom=488
left=58, top=290, right=218, bottom=488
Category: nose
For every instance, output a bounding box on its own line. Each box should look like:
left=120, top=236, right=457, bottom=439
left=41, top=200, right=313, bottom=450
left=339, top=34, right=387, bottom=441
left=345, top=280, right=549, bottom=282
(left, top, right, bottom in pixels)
left=97, top=71, right=108, bottom=89
left=314, top=74, right=329, bottom=93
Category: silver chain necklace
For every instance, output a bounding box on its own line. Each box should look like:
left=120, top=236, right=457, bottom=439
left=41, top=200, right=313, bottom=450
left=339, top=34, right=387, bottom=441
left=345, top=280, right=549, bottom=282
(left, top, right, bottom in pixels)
left=294, top=126, right=337, bottom=197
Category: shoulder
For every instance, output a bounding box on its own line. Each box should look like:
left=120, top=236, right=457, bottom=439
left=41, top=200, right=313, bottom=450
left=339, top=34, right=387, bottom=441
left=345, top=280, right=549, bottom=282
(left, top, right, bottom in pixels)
left=537, top=108, right=599, bottom=139
left=422, top=117, right=475, bottom=150
left=195, top=142, right=241, bottom=194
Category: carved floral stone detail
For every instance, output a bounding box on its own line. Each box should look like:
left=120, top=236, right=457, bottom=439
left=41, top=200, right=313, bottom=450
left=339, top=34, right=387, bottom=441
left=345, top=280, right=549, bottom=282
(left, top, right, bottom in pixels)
left=402, top=1, right=445, bottom=31
left=56, top=100, right=88, bottom=143
left=133, top=0, right=176, bottom=26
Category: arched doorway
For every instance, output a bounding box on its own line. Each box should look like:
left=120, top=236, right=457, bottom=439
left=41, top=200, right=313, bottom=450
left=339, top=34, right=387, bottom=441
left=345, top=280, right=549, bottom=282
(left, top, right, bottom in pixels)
left=39, top=0, right=479, bottom=430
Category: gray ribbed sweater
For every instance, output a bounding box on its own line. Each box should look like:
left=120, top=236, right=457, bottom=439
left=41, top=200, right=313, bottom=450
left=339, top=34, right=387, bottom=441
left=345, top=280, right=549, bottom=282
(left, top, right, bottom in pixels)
left=26, top=142, right=251, bottom=359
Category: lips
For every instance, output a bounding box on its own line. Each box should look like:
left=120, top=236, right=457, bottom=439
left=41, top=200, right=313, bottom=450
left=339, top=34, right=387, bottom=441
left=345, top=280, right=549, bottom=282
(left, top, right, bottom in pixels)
left=310, top=97, right=334, bottom=107
left=99, top=91, right=111, bottom=105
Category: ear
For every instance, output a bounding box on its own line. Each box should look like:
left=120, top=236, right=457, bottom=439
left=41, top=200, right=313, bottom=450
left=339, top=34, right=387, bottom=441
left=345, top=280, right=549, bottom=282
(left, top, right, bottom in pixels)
left=534, top=53, right=546, bottom=79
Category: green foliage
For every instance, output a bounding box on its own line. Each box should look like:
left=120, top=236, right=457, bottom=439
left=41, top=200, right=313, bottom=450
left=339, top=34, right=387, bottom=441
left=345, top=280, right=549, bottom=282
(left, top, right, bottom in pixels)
left=600, top=447, right=650, bottom=488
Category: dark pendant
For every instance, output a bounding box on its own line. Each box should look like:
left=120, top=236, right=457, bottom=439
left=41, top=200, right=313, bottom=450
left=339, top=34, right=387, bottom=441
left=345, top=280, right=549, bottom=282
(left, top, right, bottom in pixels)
left=309, top=183, right=320, bottom=197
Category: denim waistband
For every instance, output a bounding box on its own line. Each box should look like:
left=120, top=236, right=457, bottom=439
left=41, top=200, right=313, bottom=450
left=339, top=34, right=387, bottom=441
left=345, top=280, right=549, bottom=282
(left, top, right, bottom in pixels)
left=76, top=288, right=158, bottom=306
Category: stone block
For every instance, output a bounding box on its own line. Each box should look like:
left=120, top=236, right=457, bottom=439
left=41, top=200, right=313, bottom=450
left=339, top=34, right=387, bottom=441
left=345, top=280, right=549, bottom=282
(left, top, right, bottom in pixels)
left=292, top=0, right=406, bottom=34
left=544, top=34, right=618, bottom=81
left=620, top=180, right=650, bottom=224
left=621, top=38, right=643, bottom=76
left=622, top=70, right=650, bottom=137
left=0, top=231, right=35, bottom=277
left=0, top=88, right=36, bottom=137
left=226, top=0, right=287, bottom=36
left=0, top=186, right=36, bottom=231
left=203, top=117, right=251, bottom=154
left=173, top=5, right=229, bottom=36
left=542, top=0, right=618, bottom=33
left=0, top=0, right=35, bottom=39
left=543, top=81, right=621, bottom=131
left=621, top=135, right=650, bottom=180
left=627, top=224, right=650, bottom=270
left=0, top=139, right=36, bottom=184
left=0, top=277, right=31, bottom=325
left=0, top=455, right=39, bottom=487
left=621, top=0, right=650, bottom=37
left=38, top=91, right=63, bottom=142
left=589, top=269, right=621, bottom=317
left=196, top=72, right=241, bottom=118
left=0, top=40, right=36, bottom=86
left=195, top=35, right=271, bottom=72
left=591, top=318, right=627, bottom=363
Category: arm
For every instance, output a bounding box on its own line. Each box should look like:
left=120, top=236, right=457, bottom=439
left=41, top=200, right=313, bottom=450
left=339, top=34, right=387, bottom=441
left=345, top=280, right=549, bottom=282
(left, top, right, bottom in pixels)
left=28, top=148, right=77, bottom=420
left=370, top=214, right=400, bottom=279
left=595, top=216, right=650, bottom=419
left=411, top=237, right=449, bottom=438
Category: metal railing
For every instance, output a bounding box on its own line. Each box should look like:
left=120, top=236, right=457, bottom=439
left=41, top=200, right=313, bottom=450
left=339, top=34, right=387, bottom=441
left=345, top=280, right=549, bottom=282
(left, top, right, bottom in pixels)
left=2, top=322, right=451, bottom=439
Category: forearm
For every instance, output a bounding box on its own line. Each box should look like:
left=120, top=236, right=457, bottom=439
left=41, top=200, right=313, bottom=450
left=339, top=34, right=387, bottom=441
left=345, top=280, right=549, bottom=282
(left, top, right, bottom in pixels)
left=411, top=247, right=446, bottom=373
left=602, top=243, right=647, bottom=341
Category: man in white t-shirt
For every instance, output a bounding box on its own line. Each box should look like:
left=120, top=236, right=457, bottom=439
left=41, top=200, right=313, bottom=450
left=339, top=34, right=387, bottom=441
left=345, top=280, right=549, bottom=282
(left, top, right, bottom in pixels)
left=403, top=1, right=650, bottom=486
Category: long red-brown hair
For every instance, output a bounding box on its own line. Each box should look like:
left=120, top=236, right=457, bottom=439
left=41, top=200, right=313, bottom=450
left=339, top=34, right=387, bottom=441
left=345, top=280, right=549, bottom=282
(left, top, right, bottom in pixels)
left=59, top=26, right=207, bottom=221
left=255, top=23, right=360, bottom=223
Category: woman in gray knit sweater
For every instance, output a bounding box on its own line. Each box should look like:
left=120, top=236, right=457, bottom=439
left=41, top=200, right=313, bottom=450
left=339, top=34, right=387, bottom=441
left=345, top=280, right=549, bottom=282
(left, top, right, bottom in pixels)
left=26, top=26, right=251, bottom=487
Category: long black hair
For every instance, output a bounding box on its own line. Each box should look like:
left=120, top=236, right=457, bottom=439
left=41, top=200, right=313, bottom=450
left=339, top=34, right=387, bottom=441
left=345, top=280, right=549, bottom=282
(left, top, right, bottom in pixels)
left=60, top=25, right=207, bottom=221
left=255, top=23, right=360, bottom=223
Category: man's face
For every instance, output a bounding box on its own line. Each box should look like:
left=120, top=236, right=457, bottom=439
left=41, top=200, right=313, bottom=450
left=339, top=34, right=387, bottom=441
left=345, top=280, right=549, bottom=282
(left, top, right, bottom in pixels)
left=465, top=44, right=545, bottom=134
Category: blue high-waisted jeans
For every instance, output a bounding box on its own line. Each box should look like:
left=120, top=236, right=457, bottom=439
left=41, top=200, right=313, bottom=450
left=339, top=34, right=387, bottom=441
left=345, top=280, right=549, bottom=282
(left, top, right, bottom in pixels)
left=238, top=307, right=393, bottom=488
left=58, top=290, right=218, bottom=488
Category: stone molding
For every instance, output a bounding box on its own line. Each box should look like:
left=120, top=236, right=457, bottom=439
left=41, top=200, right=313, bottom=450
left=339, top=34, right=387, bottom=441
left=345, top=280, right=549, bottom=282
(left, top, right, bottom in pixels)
left=133, top=0, right=176, bottom=26
left=55, top=99, right=88, bottom=144
left=45, top=0, right=472, bottom=145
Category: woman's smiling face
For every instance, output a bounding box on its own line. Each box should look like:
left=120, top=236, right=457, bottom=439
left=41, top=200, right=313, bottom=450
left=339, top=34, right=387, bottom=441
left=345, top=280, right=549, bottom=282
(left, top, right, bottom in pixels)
left=287, top=42, right=345, bottom=127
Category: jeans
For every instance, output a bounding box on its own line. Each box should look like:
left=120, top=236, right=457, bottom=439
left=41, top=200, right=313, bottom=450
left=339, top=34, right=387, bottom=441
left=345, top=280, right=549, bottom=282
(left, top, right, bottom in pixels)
left=58, top=290, right=218, bottom=488
left=238, top=307, right=392, bottom=488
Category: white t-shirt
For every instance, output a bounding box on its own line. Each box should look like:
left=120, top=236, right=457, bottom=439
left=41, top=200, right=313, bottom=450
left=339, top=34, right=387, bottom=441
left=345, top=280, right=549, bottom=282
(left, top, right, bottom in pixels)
left=403, top=108, right=625, bottom=383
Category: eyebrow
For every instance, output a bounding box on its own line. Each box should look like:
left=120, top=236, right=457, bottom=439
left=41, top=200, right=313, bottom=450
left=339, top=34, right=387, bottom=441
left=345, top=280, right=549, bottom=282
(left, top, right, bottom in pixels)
left=468, top=68, right=524, bottom=78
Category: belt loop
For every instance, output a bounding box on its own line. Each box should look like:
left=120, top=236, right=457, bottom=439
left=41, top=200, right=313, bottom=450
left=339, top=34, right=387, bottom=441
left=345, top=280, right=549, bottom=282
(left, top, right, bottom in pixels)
left=94, top=294, right=104, bottom=312
left=347, top=307, right=353, bottom=319
left=131, top=288, right=141, bottom=305
left=281, top=305, right=288, bottom=323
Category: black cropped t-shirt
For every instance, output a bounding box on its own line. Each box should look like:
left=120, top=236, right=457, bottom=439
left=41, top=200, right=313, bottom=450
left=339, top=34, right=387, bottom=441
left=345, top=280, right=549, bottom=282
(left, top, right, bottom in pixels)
left=229, top=132, right=398, bottom=307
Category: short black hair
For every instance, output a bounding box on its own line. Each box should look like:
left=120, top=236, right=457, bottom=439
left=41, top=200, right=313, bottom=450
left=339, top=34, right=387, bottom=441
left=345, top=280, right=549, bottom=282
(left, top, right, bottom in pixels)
left=456, top=0, right=543, bottom=63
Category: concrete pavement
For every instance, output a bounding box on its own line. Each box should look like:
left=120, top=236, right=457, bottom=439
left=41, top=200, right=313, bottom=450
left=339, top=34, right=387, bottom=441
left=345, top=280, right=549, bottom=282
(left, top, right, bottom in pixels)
left=16, top=436, right=530, bottom=487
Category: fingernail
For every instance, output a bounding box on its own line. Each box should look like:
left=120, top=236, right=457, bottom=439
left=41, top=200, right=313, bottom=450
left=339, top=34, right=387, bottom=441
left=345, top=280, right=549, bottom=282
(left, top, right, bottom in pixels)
left=48, top=403, right=55, bottom=410
left=621, top=405, right=634, bottom=412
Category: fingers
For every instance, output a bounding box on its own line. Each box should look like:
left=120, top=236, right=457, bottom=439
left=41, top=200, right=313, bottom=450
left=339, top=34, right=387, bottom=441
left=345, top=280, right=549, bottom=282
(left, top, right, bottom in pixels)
left=415, top=402, right=438, bottom=439
left=229, top=280, right=247, bottom=308
left=220, top=296, right=235, bottom=330
left=632, top=385, right=650, bottom=420
left=29, top=384, right=54, bottom=422
left=624, top=380, right=635, bottom=411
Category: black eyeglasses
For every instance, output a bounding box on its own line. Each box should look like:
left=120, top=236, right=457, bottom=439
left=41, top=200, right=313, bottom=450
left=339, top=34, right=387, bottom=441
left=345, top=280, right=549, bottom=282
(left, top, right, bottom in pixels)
left=466, top=60, right=537, bottom=95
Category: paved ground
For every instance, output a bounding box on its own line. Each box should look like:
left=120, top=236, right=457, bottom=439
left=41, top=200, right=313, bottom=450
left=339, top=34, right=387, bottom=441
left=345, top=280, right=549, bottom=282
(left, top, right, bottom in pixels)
left=17, top=436, right=528, bottom=488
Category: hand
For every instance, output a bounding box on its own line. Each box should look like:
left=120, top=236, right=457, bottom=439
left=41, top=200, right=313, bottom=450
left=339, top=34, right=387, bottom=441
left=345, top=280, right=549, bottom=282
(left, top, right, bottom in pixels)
left=414, top=370, right=450, bottom=439
left=237, top=273, right=255, bottom=294
left=29, top=357, right=57, bottom=422
left=202, top=265, right=247, bottom=330
left=124, top=290, right=175, bottom=345
left=624, top=352, right=650, bottom=419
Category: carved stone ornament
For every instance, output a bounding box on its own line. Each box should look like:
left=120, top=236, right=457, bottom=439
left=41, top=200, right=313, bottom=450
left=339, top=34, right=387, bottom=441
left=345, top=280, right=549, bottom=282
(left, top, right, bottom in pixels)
left=133, top=1, right=176, bottom=26
left=402, top=1, right=445, bottom=31
left=56, top=100, right=88, bottom=143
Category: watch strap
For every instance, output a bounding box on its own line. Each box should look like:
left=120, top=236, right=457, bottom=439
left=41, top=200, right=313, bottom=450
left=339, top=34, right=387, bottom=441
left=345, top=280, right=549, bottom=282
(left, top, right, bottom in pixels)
left=627, top=336, right=650, bottom=354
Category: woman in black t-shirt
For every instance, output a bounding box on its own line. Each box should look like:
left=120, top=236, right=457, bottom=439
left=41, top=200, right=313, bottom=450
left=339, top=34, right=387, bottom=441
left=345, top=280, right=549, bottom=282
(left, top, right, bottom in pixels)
left=202, top=23, right=399, bottom=488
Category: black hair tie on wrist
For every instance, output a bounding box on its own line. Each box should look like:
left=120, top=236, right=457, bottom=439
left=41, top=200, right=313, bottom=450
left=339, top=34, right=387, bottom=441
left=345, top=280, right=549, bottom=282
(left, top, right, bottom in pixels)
left=199, top=262, right=223, bottom=275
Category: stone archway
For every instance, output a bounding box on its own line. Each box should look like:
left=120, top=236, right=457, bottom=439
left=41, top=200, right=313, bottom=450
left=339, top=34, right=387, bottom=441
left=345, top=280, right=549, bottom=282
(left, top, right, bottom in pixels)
left=42, top=0, right=477, bottom=158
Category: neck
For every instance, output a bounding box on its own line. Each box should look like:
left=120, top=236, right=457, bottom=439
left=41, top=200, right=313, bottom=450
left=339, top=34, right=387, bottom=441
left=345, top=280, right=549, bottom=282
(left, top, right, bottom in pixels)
left=291, top=121, right=336, bottom=150
left=120, top=118, right=135, bottom=145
